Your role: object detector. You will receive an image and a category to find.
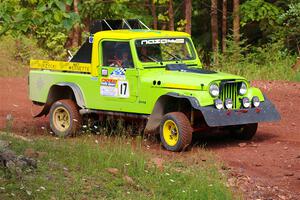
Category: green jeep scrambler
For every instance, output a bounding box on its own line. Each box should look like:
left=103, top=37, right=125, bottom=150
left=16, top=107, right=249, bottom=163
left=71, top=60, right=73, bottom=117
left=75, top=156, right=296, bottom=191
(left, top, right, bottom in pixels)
left=29, top=19, right=280, bottom=151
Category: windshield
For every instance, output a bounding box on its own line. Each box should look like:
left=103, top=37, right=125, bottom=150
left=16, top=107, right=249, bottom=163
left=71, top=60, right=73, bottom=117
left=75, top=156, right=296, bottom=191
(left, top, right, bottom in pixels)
left=135, top=38, right=196, bottom=63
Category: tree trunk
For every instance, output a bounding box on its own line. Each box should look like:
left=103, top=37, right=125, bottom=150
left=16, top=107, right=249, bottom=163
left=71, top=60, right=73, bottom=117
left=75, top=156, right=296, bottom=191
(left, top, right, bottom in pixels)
left=184, top=0, right=192, bottom=35
left=211, top=0, right=218, bottom=54
left=151, top=0, right=158, bottom=29
left=168, top=0, right=175, bottom=31
left=83, top=17, right=90, bottom=32
left=65, top=4, right=73, bottom=48
left=222, top=0, right=227, bottom=52
left=72, top=0, right=81, bottom=47
left=161, top=22, right=167, bottom=30
left=233, top=0, right=240, bottom=44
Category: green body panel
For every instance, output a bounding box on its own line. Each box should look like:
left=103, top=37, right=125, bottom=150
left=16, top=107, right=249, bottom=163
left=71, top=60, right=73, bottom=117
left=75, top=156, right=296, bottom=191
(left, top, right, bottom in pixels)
left=29, top=67, right=264, bottom=115
left=29, top=31, right=265, bottom=116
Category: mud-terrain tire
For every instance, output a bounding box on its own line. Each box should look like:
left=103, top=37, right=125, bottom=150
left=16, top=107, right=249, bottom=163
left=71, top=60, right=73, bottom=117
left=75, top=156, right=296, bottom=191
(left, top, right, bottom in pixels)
left=49, top=99, right=82, bottom=137
left=160, top=112, right=193, bottom=152
left=231, top=123, right=258, bottom=140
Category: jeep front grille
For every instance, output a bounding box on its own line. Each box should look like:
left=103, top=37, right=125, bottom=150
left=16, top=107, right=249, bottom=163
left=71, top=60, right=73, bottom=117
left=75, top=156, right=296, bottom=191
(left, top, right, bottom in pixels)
left=220, top=82, right=239, bottom=109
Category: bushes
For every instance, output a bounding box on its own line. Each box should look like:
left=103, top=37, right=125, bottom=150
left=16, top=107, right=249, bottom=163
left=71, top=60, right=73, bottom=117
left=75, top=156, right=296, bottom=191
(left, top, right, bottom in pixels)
left=0, top=35, right=48, bottom=77
left=207, top=39, right=298, bottom=81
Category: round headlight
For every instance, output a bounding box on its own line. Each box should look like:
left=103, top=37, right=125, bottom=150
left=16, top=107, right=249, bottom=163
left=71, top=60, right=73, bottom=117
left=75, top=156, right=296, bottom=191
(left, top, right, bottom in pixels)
left=242, top=97, right=250, bottom=108
left=239, top=82, right=247, bottom=95
left=252, top=96, right=260, bottom=107
left=214, top=99, right=223, bottom=110
left=225, top=98, right=233, bottom=109
left=209, top=83, right=219, bottom=97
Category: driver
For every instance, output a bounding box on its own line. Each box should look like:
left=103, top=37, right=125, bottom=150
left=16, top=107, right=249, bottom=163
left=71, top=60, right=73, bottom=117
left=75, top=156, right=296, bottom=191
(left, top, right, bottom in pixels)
left=110, top=48, right=133, bottom=68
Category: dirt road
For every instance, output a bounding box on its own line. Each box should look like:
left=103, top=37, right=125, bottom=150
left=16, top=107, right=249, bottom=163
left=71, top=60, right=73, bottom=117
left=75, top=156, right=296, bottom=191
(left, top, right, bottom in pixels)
left=0, top=77, right=299, bottom=199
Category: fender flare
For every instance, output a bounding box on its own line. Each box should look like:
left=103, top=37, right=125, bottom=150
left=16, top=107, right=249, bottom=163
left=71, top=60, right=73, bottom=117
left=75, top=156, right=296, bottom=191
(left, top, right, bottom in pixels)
left=55, top=82, right=86, bottom=108
left=144, top=92, right=200, bottom=133
left=34, top=82, right=86, bottom=118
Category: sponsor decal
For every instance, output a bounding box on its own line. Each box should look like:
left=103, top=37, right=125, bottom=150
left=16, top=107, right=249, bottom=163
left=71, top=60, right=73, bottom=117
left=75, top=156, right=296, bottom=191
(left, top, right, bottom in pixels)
left=89, top=35, right=94, bottom=43
left=100, top=78, right=118, bottom=97
left=110, top=68, right=126, bottom=80
left=101, top=68, right=108, bottom=76
left=140, top=38, right=185, bottom=45
left=100, top=78, right=129, bottom=98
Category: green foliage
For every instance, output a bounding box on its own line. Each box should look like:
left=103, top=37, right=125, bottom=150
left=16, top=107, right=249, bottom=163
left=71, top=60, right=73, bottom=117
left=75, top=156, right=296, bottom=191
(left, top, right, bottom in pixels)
left=0, top=35, right=47, bottom=77
left=0, top=133, right=233, bottom=199
left=240, top=1, right=299, bottom=55
left=0, top=0, right=80, bottom=59
left=176, top=19, right=186, bottom=32
left=276, top=3, right=300, bottom=54
left=80, top=0, right=152, bottom=26
left=35, top=27, right=69, bottom=59
left=210, top=37, right=298, bottom=81
left=0, top=0, right=298, bottom=81
left=14, top=36, right=48, bottom=63
left=240, top=0, right=283, bottom=28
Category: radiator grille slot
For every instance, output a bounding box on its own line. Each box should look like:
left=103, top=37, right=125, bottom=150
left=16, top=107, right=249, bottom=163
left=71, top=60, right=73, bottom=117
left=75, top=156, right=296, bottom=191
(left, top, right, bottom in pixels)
left=220, top=82, right=239, bottom=109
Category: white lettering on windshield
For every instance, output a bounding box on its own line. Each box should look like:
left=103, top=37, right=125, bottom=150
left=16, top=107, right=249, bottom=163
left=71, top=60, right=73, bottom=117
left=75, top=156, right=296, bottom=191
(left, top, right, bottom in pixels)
left=140, top=39, right=185, bottom=45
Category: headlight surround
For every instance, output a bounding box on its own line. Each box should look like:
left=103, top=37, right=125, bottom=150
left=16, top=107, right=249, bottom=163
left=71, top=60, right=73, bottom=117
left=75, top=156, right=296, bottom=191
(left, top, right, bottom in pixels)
left=242, top=97, right=250, bottom=108
left=214, top=99, right=223, bottom=110
left=252, top=96, right=260, bottom=107
left=209, top=83, right=220, bottom=97
left=239, top=82, right=247, bottom=95
left=225, top=98, right=233, bottom=109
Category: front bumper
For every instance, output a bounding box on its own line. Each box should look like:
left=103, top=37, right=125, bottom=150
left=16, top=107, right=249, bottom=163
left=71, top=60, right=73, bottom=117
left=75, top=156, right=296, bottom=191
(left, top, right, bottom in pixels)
left=197, top=96, right=281, bottom=127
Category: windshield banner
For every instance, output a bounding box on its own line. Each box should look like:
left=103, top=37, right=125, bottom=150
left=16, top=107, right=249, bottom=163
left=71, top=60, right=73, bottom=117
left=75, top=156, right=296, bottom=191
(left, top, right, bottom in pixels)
left=140, top=38, right=185, bottom=45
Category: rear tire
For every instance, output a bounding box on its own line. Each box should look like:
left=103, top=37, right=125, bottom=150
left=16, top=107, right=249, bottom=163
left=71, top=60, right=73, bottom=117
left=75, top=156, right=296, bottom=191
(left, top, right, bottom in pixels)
left=49, top=99, right=82, bottom=137
left=160, top=112, right=193, bottom=152
left=231, top=123, right=258, bottom=140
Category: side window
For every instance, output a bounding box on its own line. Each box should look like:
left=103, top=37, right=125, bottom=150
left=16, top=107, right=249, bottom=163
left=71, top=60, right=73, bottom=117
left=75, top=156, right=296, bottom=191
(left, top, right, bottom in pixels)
left=102, top=41, right=134, bottom=68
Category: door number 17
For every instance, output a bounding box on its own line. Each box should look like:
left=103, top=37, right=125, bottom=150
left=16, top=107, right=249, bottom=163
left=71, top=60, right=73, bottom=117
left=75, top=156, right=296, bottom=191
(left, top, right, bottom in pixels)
left=118, top=81, right=129, bottom=98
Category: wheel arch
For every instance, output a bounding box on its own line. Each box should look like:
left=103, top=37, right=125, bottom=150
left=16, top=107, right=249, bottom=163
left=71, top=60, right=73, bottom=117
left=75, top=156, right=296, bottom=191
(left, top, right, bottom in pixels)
left=144, top=92, right=200, bottom=134
left=34, top=82, right=86, bottom=118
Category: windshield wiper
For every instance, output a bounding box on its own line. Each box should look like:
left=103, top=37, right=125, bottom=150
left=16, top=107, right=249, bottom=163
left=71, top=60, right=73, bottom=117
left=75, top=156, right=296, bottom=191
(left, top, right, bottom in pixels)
left=141, top=53, right=160, bottom=63
left=164, top=50, right=182, bottom=62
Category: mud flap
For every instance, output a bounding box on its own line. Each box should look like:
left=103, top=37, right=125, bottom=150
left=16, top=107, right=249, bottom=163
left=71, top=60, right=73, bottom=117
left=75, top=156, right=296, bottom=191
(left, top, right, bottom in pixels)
left=33, top=103, right=51, bottom=118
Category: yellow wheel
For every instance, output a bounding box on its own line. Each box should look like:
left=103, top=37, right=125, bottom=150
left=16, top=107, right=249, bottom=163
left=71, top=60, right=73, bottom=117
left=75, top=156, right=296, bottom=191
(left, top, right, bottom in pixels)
left=52, top=107, right=71, bottom=132
left=160, top=112, right=192, bottom=152
left=50, top=99, right=82, bottom=137
left=163, top=120, right=179, bottom=147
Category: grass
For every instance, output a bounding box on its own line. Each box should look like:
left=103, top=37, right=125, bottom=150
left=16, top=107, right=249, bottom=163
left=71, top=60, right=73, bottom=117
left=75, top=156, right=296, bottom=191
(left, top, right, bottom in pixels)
left=0, top=132, right=234, bottom=200
left=0, top=37, right=27, bottom=77
left=206, top=39, right=300, bottom=82
left=0, top=35, right=47, bottom=77
left=211, top=56, right=299, bottom=81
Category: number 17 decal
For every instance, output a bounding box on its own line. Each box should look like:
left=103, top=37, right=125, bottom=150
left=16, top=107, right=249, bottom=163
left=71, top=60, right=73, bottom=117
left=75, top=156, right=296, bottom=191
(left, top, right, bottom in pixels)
left=118, top=81, right=130, bottom=98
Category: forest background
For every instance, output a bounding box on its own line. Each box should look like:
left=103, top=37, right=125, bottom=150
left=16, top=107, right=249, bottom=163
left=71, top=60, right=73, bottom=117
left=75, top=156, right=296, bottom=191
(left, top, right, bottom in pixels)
left=0, top=0, right=299, bottom=80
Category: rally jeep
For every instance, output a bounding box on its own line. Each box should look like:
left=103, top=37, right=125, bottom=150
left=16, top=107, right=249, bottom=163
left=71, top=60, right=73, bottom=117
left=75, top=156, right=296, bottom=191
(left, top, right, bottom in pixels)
left=29, top=19, right=280, bottom=151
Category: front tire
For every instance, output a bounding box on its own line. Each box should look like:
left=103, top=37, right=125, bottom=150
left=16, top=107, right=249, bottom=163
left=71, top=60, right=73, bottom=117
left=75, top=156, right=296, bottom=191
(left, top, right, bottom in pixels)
left=231, top=123, right=258, bottom=140
left=49, top=99, right=82, bottom=137
left=160, top=112, right=193, bottom=152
